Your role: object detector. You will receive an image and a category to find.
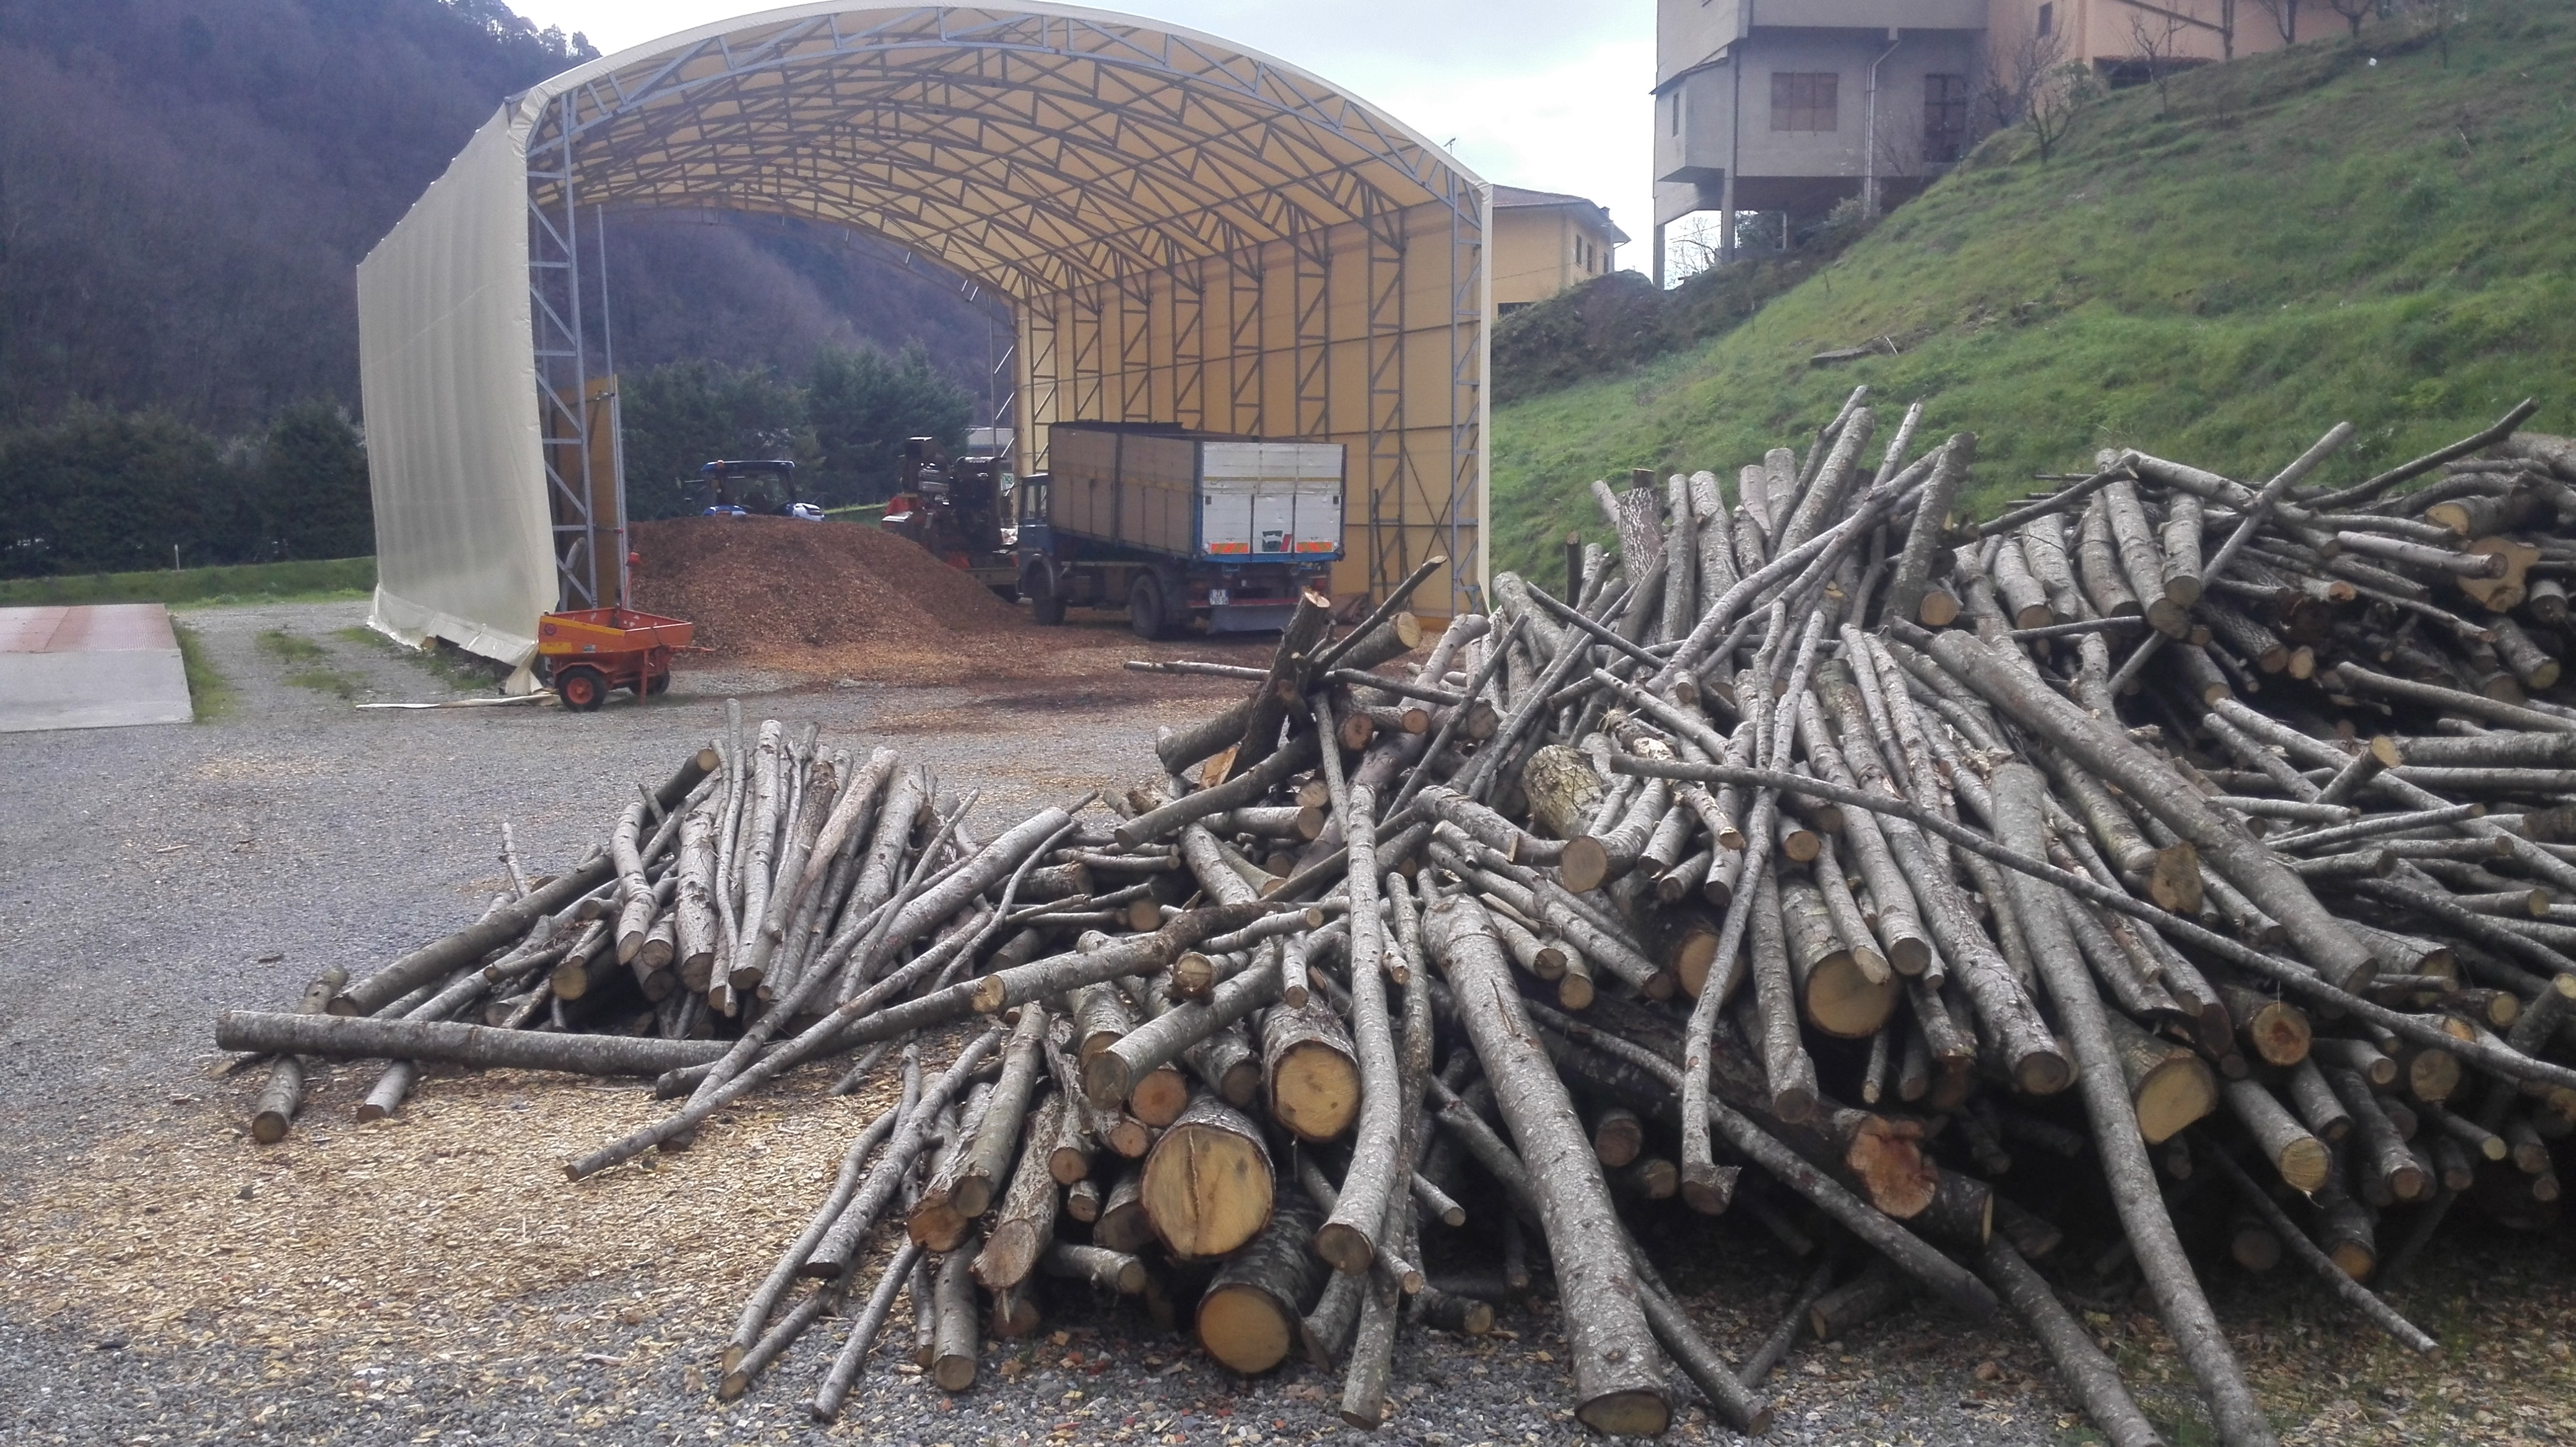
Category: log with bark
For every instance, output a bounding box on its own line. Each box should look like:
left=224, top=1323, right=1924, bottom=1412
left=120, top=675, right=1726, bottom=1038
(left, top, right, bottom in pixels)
left=209, top=404, right=2576, bottom=1441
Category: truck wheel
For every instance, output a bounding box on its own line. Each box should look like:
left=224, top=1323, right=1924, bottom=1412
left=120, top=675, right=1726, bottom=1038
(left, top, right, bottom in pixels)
left=1128, top=573, right=1168, bottom=640
left=555, top=665, right=608, bottom=712
left=1027, top=564, right=1067, bottom=626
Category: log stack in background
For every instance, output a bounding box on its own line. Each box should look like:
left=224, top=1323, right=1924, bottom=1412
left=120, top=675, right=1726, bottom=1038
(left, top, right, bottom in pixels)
left=217, top=395, right=2576, bottom=1445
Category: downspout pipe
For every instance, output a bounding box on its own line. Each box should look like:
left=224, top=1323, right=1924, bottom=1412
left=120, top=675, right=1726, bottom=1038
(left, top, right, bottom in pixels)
left=1863, top=29, right=1901, bottom=217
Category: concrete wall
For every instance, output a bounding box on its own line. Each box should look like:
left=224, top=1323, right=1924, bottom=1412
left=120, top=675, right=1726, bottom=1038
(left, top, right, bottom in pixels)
left=1986, top=0, right=2292, bottom=72
left=1658, top=0, right=1745, bottom=86
left=1655, top=26, right=1984, bottom=229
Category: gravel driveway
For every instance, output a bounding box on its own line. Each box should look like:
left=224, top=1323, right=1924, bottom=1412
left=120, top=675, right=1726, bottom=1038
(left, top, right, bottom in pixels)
left=0, top=600, right=2549, bottom=1447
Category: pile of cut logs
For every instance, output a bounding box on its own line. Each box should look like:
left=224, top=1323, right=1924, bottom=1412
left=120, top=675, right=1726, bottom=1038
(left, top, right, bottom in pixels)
left=219, top=395, right=2576, bottom=1447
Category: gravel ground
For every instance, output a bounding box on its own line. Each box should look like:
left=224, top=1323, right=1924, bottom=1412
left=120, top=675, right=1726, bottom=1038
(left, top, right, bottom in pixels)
left=2, top=599, right=2567, bottom=1446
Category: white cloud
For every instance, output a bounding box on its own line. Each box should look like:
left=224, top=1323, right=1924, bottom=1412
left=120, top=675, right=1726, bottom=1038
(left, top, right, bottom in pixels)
left=512, top=0, right=1656, bottom=268
left=1348, top=37, right=1654, bottom=261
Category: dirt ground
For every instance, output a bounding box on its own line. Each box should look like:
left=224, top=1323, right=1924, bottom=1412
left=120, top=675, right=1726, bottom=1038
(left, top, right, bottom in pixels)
left=4, top=598, right=2575, bottom=1446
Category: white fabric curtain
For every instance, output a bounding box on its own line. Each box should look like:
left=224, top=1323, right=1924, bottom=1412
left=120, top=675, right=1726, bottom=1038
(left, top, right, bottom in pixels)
left=357, top=105, right=553, bottom=687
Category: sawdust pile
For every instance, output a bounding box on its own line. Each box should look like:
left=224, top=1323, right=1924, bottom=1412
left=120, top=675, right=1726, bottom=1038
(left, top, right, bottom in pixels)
left=627, top=517, right=1279, bottom=686
left=2, top=1059, right=907, bottom=1379
left=629, top=517, right=1038, bottom=682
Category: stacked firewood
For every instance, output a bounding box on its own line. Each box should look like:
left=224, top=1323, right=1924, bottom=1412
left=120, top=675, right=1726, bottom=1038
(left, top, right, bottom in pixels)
left=217, top=395, right=2576, bottom=1446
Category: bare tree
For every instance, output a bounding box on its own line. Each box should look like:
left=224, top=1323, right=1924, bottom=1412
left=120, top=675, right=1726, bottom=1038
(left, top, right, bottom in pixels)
left=2325, top=0, right=2371, bottom=35
left=2032, top=61, right=2102, bottom=163
left=1871, top=116, right=1926, bottom=204
left=1978, top=23, right=2065, bottom=134
left=2398, top=0, right=2463, bottom=65
left=1664, top=214, right=1727, bottom=286
left=1983, top=25, right=2100, bottom=165
left=2253, top=0, right=2304, bottom=44
left=2130, top=8, right=2188, bottom=118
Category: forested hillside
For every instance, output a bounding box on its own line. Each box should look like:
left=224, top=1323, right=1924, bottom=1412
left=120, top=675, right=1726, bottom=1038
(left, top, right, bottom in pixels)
left=0, top=0, right=996, bottom=429
left=1490, top=1, right=2576, bottom=580
left=0, top=0, right=996, bottom=574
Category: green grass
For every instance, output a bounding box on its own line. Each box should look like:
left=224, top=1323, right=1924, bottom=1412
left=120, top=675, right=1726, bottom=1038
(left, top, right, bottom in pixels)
left=171, top=621, right=232, bottom=722
left=255, top=629, right=327, bottom=663
left=258, top=628, right=363, bottom=700
left=281, top=666, right=359, bottom=700
left=1490, top=2, right=2576, bottom=580
left=334, top=625, right=499, bottom=691
left=0, top=557, right=374, bottom=608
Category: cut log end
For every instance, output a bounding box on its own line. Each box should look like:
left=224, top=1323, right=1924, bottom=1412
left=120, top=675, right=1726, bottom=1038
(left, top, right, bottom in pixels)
left=1558, top=839, right=1611, bottom=895
left=2134, top=1053, right=2220, bottom=1146
left=1269, top=1044, right=1362, bottom=1143
left=2014, top=1051, right=2075, bottom=1098
left=1198, top=1285, right=1298, bottom=1375
left=1844, top=1116, right=1939, bottom=1220
left=1128, top=1066, right=1191, bottom=1128
left=2243, top=1002, right=2313, bottom=1068
left=1803, top=954, right=1900, bottom=1039
left=1311, top=1220, right=1375, bottom=1277
left=2276, top=1137, right=2333, bottom=1194
left=1575, top=1389, right=1673, bottom=1439
left=1140, top=1101, right=1274, bottom=1260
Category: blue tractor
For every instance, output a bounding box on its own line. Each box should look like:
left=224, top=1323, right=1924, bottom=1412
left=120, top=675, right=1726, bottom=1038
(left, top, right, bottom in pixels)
left=699, top=459, right=824, bottom=520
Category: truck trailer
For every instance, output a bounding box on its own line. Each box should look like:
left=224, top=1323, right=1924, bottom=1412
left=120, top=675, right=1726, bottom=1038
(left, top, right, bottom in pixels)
left=1016, top=423, right=1344, bottom=637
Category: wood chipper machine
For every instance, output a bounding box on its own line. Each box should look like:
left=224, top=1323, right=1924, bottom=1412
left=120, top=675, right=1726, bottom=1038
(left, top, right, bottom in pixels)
left=880, top=435, right=1020, bottom=598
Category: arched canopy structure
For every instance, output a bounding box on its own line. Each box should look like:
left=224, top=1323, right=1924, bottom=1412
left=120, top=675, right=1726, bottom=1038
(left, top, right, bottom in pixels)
left=358, top=4, right=1490, bottom=677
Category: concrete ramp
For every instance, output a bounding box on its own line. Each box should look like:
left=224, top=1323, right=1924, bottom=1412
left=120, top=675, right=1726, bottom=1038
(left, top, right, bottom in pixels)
left=0, top=604, right=194, bottom=732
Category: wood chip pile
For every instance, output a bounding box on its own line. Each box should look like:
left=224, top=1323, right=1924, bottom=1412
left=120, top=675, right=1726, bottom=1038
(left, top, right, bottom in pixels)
left=216, top=393, right=2576, bottom=1446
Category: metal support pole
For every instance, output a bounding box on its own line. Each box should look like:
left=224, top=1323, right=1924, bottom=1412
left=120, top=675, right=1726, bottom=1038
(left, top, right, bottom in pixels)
left=1865, top=30, right=1902, bottom=219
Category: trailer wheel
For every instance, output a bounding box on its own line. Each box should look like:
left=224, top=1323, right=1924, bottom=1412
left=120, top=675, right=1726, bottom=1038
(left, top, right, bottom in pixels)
left=1128, top=573, right=1168, bottom=639
left=1026, top=562, right=1067, bottom=626
left=555, top=664, right=608, bottom=712
left=644, top=669, right=672, bottom=697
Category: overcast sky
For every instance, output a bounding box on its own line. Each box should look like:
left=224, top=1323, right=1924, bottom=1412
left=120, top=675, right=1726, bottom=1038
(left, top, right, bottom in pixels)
left=511, top=0, right=1655, bottom=266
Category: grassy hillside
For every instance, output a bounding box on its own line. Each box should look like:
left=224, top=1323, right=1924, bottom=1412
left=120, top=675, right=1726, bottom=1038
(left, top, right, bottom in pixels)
left=1490, top=2, right=2576, bottom=580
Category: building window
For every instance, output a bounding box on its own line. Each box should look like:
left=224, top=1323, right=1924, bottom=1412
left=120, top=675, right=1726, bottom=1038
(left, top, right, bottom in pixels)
left=1923, top=74, right=1970, bottom=163
left=1770, top=72, right=1838, bottom=133
left=1668, top=90, right=1682, bottom=137
left=2037, top=2, right=2055, bottom=36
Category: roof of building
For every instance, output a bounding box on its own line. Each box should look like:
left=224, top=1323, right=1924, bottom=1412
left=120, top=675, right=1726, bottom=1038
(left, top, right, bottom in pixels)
left=1492, top=185, right=1630, bottom=243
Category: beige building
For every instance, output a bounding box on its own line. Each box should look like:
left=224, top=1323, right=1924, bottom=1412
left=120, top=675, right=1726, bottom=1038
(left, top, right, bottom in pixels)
left=1653, top=0, right=2295, bottom=281
left=1490, top=186, right=1631, bottom=314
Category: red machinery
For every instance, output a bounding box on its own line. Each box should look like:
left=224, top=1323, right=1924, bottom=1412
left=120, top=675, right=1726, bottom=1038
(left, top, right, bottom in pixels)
left=536, top=607, right=695, bottom=710
left=880, top=435, right=1019, bottom=597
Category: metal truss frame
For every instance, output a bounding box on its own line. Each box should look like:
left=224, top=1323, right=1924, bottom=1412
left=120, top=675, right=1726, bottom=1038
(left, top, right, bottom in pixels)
left=1168, top=256, right=1205, bottom=431
left=511, top=4, right=1484, bottom=606
left=1113, top=269, right=1153, bottom=421
left=529, top=93, right=602, bottom=613
left=1224, top=249, right=1265, bottom=439
left=1362, top=193, right=1408, bottom=597
left=1289, top=212, right=1331, bottom=442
